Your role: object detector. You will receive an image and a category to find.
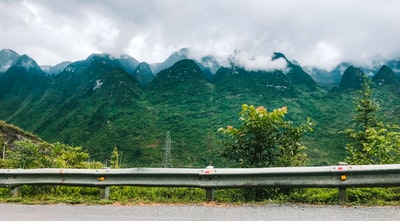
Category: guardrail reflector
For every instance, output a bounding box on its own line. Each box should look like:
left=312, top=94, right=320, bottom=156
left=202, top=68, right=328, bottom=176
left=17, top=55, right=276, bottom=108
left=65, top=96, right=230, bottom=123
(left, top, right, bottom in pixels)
left=98, top=176, right=105, bottom=181
left=340, top=174, right=347, bottom=181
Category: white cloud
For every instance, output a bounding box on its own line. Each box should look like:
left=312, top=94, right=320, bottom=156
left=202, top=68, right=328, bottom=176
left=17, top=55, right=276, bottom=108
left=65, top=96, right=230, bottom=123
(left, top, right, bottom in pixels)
left=228, top=50, right=288, bottom=71
left=1, top=0, right=400, bottom=70
left=303, top=41, right=342, bottom=71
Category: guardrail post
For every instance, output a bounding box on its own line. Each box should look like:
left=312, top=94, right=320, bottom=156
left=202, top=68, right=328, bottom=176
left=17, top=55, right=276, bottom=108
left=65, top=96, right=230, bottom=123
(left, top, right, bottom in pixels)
left=337, top=162, right=347, bottom=205
left=338, top=188, right=346, bottom=205
left=205, top=188, right=215, bottom=201
left=10, top=186, right=19, bottom=197
left=100, top=187, right=110, bottom=200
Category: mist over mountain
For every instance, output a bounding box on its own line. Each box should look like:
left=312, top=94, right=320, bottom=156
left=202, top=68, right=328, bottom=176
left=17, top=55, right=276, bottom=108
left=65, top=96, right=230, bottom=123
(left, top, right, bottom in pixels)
left=0, top=49, right=20, bottom=72
left=41, top=61, right=72, bottom=75
left=4, top=47, right=399, bottom=86
left=0, top=54, right=47, bottom=96
left=305, top=62, right=350, bottom=88
left=150, top=48, right=191, bottom=74
left=1, top=48, right=400, bottom=167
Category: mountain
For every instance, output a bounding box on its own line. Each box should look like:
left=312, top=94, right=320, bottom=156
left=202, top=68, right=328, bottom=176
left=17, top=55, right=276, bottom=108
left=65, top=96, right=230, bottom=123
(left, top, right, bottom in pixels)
left=373, top=65, right=398, bottom=85
left=22, top=54, right=150, bottom=160
left=385, top=59, right=400, bottom=77
left=117, top=53, right=140, bottom=74
left=52, top=54, right=142, bottom=100
left=213, top=65, right=294, bottom=99
left=130, top=48, right=220, bottom=84
left=150, top=48, right=190, bottom=74
left=195, top=55, right=220, bottom=81
left=339, top=66, right=365, bottom=89
left=0, top=49, right=20, bottom=72
left=75, top=53, right=140, bottom=75
left=147, top=59, right=213, bottom=100
left=213, top=52, right=317, bottom=96
left=0, top=54, right=47, bottom=96
left=132, top=62, right=154, bottom=86
left=272, top=52, right=318, bottom=89
left=199, top=55, right=220, bottom=74
left=306, top=62, right=351, bottom=88
left=3, top=49, right=400, bottom=167
left=0, top=55, right=50, bottom=130
left=41, top=61, right=72, bottom=75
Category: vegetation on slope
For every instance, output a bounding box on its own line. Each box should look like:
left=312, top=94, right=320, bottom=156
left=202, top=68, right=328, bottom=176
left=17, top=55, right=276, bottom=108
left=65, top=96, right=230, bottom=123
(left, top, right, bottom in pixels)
left=1, top=56, right=400, bottom=167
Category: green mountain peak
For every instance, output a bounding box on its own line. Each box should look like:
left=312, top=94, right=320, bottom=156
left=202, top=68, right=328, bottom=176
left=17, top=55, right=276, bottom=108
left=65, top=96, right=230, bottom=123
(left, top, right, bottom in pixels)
left=373, top=65, right=398, bottom=85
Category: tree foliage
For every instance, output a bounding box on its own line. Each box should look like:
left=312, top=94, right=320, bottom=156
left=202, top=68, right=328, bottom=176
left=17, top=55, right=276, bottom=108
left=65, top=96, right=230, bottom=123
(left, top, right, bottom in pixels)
left=3, top=140, right=89, bottom=169
left=218, top=104, right=313, bottom=168
left=109, top=146, right=120, bottom=168
left=53, top=142, right=90, bottom=168
left=345, top=76, right=400, bottom=164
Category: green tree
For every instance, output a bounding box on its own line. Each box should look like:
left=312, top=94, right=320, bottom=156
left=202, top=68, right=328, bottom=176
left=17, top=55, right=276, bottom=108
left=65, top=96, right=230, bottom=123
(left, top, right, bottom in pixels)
left=7, top=140, right=54, bottom=168
left=53, top=142, right=89, bottom=168
left=6, top=140, right=90, bottom=169
left=345, top=76, right=400, bottom=164
left=218, top=104, right=313, bottom=168
left=109, top=146, right=120, bottom=168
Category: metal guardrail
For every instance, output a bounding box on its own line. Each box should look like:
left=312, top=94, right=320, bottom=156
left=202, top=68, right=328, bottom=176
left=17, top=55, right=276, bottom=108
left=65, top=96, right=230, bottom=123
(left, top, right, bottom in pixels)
left=1, top=164, right=400, bottom=204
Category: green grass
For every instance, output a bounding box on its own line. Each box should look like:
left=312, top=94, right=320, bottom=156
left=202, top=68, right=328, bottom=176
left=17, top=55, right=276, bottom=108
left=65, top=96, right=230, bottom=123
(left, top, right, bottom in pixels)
left=2, top=186, right=400, bottom=206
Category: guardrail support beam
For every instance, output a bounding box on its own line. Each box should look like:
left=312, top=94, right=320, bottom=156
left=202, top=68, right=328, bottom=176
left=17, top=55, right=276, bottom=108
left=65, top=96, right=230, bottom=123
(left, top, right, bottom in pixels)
left=10, top=186, right=19, bottom=197
left=338, top=188, right=346, bottom=205
left=205, top=188, right=215, bottom=201
left=100, top=187, right=110, bottom=200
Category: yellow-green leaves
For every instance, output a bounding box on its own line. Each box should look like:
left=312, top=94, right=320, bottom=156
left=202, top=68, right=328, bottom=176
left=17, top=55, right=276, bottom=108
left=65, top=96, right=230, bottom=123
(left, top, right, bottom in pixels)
left=218, top=104, right=313, bottom=168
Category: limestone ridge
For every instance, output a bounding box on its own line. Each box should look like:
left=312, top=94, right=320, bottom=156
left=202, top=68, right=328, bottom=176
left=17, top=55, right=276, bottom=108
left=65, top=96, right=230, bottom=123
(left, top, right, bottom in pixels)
left=133, top=62, right=154, bottom=86
left=0, top=49, right=20, bottom=72
left=339, top=66, right=365, bottom=89
left=373, top=65, right=398, bottom=85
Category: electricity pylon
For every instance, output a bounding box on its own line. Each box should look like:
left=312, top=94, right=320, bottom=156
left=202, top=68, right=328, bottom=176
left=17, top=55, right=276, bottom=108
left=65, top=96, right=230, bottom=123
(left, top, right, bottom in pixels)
left=162, top=131, right=173, bottom=168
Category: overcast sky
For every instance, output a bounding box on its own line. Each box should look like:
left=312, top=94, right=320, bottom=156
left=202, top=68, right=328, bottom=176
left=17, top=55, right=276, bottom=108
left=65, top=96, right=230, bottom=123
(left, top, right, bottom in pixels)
left=1, top=0, right=400, bottom=70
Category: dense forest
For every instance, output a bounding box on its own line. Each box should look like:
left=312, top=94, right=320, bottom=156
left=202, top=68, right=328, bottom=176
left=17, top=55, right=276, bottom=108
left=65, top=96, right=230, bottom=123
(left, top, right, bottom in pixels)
left=1, top=49, right=400, bottom=167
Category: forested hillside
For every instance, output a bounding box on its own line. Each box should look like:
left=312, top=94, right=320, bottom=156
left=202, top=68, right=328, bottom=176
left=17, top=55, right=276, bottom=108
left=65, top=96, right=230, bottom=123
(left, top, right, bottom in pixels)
left=1, top=49, right=400, bottom=167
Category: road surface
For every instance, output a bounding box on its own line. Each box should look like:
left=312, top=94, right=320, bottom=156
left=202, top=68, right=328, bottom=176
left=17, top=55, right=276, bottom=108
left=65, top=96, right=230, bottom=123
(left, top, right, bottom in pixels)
left=1, top=203, right=399, bottom=221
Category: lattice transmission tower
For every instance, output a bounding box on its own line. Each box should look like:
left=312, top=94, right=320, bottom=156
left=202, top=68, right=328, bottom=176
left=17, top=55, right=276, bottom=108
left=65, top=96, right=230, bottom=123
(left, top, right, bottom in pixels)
left=162, top=131, right=173, bottom=168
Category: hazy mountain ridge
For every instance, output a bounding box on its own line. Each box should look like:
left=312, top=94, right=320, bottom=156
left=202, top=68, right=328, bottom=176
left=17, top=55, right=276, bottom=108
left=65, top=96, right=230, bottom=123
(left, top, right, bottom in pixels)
left=0, top=49, right=20, bottom=72
left=2, top=48, right=400, bottom=87
left=41, top=61, right=72, bottom=75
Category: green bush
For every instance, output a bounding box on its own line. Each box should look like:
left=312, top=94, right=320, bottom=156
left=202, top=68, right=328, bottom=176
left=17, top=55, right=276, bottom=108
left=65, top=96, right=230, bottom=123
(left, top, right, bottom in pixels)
left=109, top=187, right=205, bottom=203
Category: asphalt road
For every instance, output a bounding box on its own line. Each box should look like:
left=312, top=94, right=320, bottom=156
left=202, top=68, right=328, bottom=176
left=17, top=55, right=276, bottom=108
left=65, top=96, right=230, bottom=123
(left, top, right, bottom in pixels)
left=1, top=203, right=399, bottom=221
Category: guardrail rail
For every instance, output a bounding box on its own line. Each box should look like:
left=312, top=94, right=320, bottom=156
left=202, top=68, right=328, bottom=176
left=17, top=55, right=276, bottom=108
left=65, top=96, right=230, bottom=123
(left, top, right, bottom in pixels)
left=1, top=164, right=400, bottom=204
